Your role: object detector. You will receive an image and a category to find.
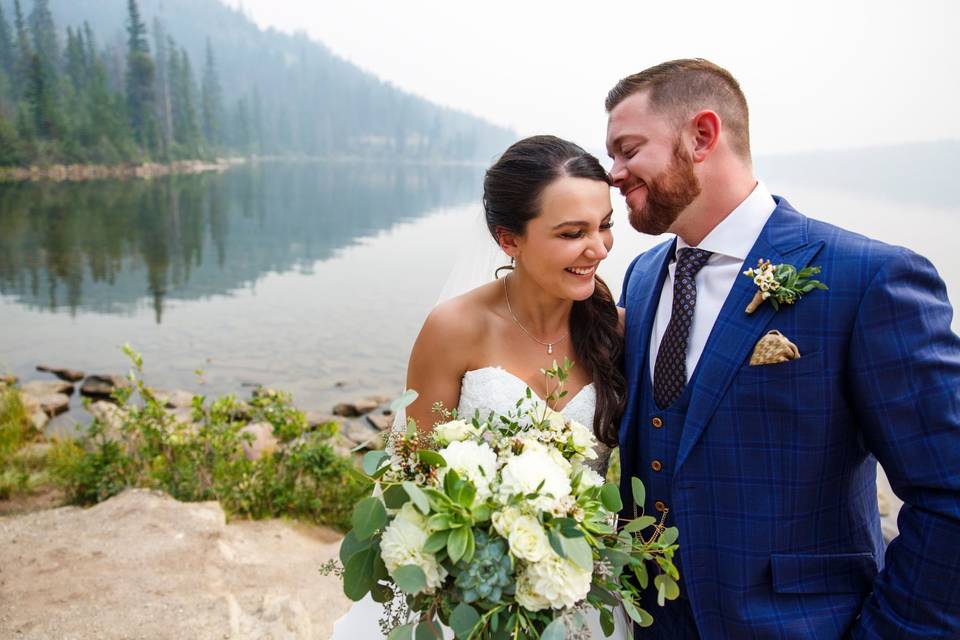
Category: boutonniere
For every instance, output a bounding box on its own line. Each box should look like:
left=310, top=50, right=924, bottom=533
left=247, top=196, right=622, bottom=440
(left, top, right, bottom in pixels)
left=743, top=259, right=828, bottom=314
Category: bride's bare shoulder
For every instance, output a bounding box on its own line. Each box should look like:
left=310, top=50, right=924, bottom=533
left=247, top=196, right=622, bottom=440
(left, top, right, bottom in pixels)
left=418, top=281, right=500, bottom=344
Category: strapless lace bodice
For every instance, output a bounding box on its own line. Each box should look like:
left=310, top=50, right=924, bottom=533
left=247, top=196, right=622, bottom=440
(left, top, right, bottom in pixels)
left=458, top=366, right=613, bottom=475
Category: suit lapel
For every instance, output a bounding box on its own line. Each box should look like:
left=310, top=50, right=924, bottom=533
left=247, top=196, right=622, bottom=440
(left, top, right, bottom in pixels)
left=673, top=199, right=825, bottom=476
left=624, top=239, right=675, bottom=391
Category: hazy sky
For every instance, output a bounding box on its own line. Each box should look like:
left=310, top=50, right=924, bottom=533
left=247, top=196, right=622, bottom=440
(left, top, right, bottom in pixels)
left=223, top=0, right=957, bottom=157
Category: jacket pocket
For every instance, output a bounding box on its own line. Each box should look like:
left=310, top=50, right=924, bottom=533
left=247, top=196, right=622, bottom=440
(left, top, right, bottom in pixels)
left=737, top=350, right=825, bottom=385
left=771, top=552, right=878, bottom=594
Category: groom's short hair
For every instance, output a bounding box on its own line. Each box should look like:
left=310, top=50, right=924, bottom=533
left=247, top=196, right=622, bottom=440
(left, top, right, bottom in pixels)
left=606, top=59, right=751, bottom=160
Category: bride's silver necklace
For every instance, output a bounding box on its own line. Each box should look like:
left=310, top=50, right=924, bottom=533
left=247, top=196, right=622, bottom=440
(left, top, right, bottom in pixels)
left=502, top=275, right=569, bottom=355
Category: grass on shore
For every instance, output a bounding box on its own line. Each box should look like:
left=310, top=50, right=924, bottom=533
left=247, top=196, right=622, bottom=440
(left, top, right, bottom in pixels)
left=0, top=349, right=369, bottom=531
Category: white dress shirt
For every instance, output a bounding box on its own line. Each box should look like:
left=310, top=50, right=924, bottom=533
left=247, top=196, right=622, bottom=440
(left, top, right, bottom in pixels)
left=649, top=181, right=777, bottom=380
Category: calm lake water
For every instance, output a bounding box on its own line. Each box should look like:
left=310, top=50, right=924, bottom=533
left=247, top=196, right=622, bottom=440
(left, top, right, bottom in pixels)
left=1, top=157, right=958, bottom=434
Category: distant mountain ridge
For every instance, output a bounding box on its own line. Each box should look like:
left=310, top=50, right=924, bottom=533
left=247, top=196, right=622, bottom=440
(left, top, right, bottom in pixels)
left=32, top=0, right=514, bottom=161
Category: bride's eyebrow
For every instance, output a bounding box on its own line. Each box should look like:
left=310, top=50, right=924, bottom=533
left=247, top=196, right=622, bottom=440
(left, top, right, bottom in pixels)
left=551, top=211, right=614, bottom=229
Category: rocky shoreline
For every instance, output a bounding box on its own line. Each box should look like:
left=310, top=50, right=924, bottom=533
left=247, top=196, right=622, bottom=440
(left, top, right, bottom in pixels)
left=0, top=157, right=246, bottom=183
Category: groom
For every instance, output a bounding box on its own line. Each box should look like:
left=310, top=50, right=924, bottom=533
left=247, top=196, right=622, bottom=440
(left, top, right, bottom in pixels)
left=609, top=59, right=960, bottom=638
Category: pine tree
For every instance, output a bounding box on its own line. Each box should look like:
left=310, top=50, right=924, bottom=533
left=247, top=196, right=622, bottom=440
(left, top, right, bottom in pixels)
left=0, top=4, right=15, bottom=82
left=28, top=0, right=59, bottom=75
left=125, top=0, right=156, bottom=153
left=172, top=46, right=201, bottom=156
left=231, top=95, right=250, bottom=154
left=200, top=38, right=221, bottom=149
left=153, top=20, right=173, bottom=158
left=24, top=50, right=56, bottom=138
left=12, top=0, right=31, bottom=98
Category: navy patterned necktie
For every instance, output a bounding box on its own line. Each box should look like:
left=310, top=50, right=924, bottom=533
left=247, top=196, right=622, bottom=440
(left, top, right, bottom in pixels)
left=653, top=247, right=713, bottom=409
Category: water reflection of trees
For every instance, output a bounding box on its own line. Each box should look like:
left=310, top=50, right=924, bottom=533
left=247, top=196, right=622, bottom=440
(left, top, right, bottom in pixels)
left=0, top=162, right=482, bottom=321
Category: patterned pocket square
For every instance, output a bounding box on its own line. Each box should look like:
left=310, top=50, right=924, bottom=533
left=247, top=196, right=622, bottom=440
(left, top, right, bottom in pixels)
left=750, top=330, right=801, bottom=365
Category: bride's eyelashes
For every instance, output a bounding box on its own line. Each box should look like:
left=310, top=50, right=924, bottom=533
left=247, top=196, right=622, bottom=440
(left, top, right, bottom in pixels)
left=559, top=220, right=614, bottom=239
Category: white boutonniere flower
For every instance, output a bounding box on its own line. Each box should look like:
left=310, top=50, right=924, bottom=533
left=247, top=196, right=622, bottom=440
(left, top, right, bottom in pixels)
left=743, top=259, right=828, bottom=313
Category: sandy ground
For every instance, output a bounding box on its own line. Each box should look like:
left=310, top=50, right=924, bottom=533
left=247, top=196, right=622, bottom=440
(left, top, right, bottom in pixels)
left=0, top=490, right=352, bottom=639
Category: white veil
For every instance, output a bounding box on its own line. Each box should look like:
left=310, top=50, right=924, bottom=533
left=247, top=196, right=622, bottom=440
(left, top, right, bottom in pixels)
left=434, top=209, right=512, bottom=306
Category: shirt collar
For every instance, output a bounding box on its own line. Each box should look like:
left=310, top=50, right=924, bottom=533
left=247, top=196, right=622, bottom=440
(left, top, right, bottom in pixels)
left=675, top=180, right=776, bottom=261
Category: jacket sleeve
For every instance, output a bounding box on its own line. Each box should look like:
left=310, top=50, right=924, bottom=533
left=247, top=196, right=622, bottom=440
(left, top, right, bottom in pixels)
left=848, top=248, right=960, bottom=638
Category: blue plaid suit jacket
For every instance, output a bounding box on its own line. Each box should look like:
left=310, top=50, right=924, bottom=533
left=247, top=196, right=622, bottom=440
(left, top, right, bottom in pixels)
left=618, top=197, right=960, bottom=638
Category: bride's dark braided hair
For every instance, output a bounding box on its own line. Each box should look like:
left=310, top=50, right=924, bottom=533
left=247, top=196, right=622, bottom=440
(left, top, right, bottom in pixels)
left=483, top=135, right=626, bottom=447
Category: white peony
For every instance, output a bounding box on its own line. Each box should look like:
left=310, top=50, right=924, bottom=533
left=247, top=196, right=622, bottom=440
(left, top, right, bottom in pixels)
left=437, top=440, right=498, bottom=501
left=433, top=419, right=479, bottom=444
left=380, top=503, right=446, bottom=593
left=498, top=448, right=572, bottom=512
left=568, top=420, right=598, bottom=460
left=507, top=515, right=552, bottom=562
left=518, top=552, right=592, bottom=610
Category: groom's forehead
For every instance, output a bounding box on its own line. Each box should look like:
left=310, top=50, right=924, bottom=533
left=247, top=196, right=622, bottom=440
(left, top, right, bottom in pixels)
left=606, top=93, right=670, bottom=148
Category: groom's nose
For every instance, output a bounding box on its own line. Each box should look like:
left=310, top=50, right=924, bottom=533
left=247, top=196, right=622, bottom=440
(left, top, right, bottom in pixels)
left=608, top=160, right=627, bottom=188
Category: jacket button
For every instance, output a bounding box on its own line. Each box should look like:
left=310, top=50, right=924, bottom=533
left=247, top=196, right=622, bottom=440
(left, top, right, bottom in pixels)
left=651, top=459, right=663, bottom=472
left=655, top=500, right=667, bottom=512
left=651, top=417, right=663, bottom=428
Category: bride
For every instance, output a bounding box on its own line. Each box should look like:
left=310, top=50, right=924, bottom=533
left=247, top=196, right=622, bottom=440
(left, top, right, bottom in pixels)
left=333, top=135, right=629, bottom=638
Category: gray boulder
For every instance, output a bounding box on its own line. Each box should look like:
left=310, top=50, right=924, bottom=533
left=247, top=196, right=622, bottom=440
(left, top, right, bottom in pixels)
left=80, top=374, right=130, bottom=399
left=366, top=414, right=394, bottom=432
left=239, top=422, right=279, bottom=461
left=21, top=380, right=75, bottom=396
left=36, top=365, right=86, bottom=382
left=332, top=398, right=378, bottom=417
left=153, top=389, right=195, bottom=410
left=32, top=393, right=70, bottom=417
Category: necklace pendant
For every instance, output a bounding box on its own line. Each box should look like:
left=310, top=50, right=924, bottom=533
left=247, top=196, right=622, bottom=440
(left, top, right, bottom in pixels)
left=547, top=343, right=553, bottom=355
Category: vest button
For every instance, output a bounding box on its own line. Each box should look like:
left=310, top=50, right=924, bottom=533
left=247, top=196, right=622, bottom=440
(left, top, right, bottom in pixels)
left=651, top=459, right=663, bottom=472
left=655, top=500, right=667, bottom=512
left=651, top=417, right=663, bottom=428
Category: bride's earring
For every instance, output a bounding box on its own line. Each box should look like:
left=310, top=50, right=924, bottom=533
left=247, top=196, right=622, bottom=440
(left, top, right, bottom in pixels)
left=494, top=257, right=515, bottom=279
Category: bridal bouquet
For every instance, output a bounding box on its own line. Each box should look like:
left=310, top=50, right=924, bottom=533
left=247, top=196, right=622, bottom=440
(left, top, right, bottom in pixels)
left=334, top=361, right=680, bottom=639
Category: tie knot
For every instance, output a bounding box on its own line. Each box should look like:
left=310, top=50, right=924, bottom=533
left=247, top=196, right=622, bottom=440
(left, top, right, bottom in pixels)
left=676, top=247, right=712, bottom=276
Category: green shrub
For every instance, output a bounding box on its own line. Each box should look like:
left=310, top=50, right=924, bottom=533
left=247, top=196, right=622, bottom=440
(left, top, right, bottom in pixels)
left=51, top=345, right=367, bottom=530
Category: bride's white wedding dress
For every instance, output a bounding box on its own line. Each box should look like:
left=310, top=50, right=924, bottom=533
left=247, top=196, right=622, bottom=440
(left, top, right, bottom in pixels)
left=330, top=367, right=628, bottom=639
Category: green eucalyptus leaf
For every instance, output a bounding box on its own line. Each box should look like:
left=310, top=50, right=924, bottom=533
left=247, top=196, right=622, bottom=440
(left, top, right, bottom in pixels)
left=362, top=450, right=389, bottom=476
left=633, top=560, right=649, bottom=589
left=390, top=390, right=419, bottom=414
left=383, top=484, right=410, bottom=509
left=338, top=529, right=370, bottom=565
left=542, top=618, right=567, bottom=640
left=659, top=526, right=679, bottom=546
left=393, top=564, right=427, bottom=594
left=352, top=496, right=387, bottom=541
left=548, top=529, right=566, bottom=558
left=343, top=548, right=375, bottom=601
left=600, top=484, right=623, bottom=512
left=623, top=515, right=657, bottom=533
left=417, top=449, right=447, bottom=467
left=387, top=622, right=415, bottom=640
left=560, top=534, right=593, bottom=571
left=655, top=574, right=680, bottom=601
left=415, top=620, right=444, bottom=640
left=631, top=477, right=646, bottom=510
left=599, top=607, right=615, bottom=636
left=622, top=599, right=654, bottom=627
left=370, top=581, right=393, bottom=603
left=449, top=603, right=480, bottom=639
left=403, top=481, right=431, bottom=515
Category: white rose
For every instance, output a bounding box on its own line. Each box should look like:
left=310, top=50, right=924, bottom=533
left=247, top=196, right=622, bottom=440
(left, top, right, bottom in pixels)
left=572, top=462, right=605, bottom=494
left=541, top=408, right=567, bottom=432
left=498, top=448, right=572, bottom=512
left=520, top=552, right=592, bottom=610
left=491, top=505, right=523, bottom=538
left=568, top=420, right=598, bottom=460
left=438, top=440, right=498, bottom=501
left=380, top=503, right=446, bottom=593
left=434, top=419, right=477, bottom=444
left=507, top=515, right=552, bottom=562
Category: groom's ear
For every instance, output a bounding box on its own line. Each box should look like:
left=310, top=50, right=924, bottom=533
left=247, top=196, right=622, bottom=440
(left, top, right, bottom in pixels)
left=690, top=109, right=721, bottom=162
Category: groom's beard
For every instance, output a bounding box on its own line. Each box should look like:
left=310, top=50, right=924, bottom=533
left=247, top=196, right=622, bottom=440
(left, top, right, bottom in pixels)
left=627, top=140, right=701, bottom=235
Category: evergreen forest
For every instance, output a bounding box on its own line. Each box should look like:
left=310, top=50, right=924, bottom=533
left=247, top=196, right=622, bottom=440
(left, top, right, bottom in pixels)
left=0, top=0, right=514, bottom=167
